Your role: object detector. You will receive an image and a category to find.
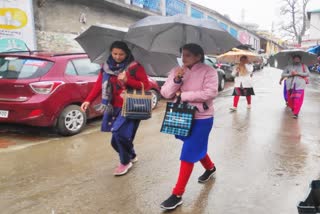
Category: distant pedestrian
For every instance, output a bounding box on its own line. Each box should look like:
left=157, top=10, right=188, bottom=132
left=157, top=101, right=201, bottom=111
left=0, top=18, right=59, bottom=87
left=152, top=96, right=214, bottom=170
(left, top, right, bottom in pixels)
left=160, top=44, right=218, bottom=210
left=281, top=55, right=310, bottom=118
left=230, top=55, right=255, bottom=111
left=81, top=41, right=149, bottom=175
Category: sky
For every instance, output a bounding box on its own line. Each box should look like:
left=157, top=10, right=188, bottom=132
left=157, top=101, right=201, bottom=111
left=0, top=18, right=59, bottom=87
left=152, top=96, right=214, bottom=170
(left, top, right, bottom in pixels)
left=194, top=0, right=319, bottom=32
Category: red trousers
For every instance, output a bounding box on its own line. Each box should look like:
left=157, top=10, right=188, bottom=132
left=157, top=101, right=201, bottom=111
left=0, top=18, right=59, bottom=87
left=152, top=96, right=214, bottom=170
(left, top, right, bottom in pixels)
left=233, top=96, right=251, bottom=107
left=172, top=154, right=215, bottom=196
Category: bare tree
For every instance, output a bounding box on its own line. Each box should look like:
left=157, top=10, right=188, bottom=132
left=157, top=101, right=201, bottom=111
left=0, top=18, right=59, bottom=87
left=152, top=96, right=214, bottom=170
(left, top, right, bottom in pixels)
left=280, top=0, right=310, bottom=44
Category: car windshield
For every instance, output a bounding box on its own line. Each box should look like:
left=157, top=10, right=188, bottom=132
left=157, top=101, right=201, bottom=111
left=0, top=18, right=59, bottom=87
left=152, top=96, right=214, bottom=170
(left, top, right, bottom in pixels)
left=0, top=57, right=53, bottom=79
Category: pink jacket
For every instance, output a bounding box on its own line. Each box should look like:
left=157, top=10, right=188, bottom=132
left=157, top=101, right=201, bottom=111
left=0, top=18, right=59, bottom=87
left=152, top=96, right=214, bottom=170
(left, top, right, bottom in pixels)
left=161, top=63, right=219, bottom=119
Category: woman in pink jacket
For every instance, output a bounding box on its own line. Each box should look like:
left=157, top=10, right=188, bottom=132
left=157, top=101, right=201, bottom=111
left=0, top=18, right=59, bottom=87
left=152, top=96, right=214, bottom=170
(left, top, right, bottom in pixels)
left=160, top=44, right=219, bottom=210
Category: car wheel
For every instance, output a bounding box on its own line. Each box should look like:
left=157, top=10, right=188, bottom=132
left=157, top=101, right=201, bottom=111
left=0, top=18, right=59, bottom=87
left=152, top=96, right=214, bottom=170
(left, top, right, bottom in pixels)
left=150, top=89, right=160, bottom=109
left=56, top=105, right=87, bottom=136
left=218, top=76, right=225, bottom=91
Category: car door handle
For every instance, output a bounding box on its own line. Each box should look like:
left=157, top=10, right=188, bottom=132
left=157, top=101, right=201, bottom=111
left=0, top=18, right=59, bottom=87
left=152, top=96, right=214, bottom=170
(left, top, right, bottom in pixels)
left=76, top=81, right=88, bottom=85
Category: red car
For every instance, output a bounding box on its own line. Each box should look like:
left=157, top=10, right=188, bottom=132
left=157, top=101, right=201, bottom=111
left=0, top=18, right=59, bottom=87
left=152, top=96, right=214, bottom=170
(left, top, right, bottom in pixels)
left=0, top=52, right=160, bottom=136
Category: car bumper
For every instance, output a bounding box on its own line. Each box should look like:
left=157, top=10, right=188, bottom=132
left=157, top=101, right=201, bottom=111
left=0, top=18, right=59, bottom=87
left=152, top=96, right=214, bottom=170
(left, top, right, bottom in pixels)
left=0, top=99, right=55, bottom=127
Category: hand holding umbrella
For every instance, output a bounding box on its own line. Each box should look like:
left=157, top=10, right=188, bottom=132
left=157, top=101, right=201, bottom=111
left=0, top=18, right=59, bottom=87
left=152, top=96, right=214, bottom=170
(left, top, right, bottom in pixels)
left=291, top=71, right=298, bottom=76
left=175, top=66, right=185, bottom=81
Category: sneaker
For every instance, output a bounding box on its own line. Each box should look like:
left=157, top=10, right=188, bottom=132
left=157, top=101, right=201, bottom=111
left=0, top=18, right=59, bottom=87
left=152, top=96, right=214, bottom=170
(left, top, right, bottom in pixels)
left=292, top=114, right=299, bottom=119
left=131, top=156, right=138, bottom=163
left=113, top=162, right=133, bottom=176
left=160, top=194, right=183, bottom=210
left=247, top=105, right=251, bottom=109
left=198, top=167, right=216, bottom=183
left=229, top=107, right=237, bottom=112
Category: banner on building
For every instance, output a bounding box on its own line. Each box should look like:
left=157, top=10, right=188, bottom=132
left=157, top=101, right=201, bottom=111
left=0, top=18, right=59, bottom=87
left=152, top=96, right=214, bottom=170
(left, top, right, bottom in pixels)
left=0, top=0, right=36, bottom=52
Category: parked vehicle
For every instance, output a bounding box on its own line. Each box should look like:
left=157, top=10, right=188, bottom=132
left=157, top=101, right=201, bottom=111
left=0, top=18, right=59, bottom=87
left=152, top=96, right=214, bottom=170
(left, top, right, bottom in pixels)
left=204, top=56, right=226, bottom=91
left=253, top=56, right=264, bottom=71
left=220, top=64, right=234, bottom=81
left=0, top=51, right=160, bottom=136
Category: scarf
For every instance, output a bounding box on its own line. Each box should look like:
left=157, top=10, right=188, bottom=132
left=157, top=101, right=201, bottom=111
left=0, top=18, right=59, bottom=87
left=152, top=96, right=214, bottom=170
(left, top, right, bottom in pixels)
left=95, top=56, right=131, bottom=114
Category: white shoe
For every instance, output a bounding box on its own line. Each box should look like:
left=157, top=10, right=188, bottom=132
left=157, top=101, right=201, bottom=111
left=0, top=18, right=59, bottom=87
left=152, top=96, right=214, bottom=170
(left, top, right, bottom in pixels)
left=131, top=156, right=138, bottom=163
left=229, top=107, right=237, bottom=111
left=113, top=162, right=133, bottom=176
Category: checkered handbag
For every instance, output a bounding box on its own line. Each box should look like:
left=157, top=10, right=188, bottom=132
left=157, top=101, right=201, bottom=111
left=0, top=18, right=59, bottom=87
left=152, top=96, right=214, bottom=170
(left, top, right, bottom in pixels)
left=122, top=83, right=152, bottom=120
left=160, top=98, right=196, bottom=137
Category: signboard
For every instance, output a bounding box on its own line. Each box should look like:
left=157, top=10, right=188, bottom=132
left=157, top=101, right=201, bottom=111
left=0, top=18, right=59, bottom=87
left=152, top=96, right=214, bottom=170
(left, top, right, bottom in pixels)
left=0, top=0, right=36, bottom=52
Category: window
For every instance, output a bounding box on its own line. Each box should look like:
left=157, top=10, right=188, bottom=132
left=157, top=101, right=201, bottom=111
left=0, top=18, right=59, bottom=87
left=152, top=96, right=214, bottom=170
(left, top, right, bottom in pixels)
left=71, top=58, right=101, bottom=76
left=131, top=0, right=161, bottom=12
left=229, top=27, right=238, bottom=39
left=0, top=57, right=53, bottom=79
left=65, top=61, right=77, bottom=76
left=166, top=0, right=186, bottom=16
left=191, top=7, right=204, bottom=19
left=219, top=22, right=228, bottom=31
left=204, top=58, right=214, bottom=67
left=208, top=16, right=217, bottom=22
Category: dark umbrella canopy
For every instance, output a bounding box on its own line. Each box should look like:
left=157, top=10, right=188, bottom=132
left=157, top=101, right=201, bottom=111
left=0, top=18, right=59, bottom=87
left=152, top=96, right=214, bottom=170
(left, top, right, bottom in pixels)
left=270, top=49, right=317, bottom=70
left=75, top=24, right=127, bottom=64
left=75, top=24, right=178, bottom=77
left=125, top=14, right=241, bottom=56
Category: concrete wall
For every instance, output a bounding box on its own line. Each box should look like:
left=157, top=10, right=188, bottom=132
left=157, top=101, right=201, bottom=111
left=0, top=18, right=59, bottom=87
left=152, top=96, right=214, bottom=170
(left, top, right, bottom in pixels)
left=33, top=0, right=148, bottom=51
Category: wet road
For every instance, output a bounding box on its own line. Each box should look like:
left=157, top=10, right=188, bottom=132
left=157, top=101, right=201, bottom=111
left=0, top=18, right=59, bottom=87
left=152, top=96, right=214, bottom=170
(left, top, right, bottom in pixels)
left=1, top=67, right=320, bottom=214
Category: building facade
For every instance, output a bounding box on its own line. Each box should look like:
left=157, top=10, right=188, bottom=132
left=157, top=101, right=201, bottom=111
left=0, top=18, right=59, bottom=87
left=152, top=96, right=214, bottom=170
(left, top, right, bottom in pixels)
left=126, top=0, right=261, bottom=51
left=0, top=0, right=263, bottom=53
left=302, top=9, right=320, bottom=48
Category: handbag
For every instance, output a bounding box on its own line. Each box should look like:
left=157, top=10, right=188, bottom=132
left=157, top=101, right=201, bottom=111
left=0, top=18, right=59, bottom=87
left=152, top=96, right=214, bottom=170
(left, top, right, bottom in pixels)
left=160, top=97, right=197, bottom=137
left=121, top=83, right=152, bottom=120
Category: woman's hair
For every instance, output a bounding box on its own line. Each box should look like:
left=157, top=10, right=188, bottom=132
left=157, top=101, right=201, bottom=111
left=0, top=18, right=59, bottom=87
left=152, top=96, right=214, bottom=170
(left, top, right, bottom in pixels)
left=240, top=55, right=248, bottom=61
left=181, top=43, right=205, bottom=63
left=238, top=55, right=249, bottom=75
left=292, top=54, right=302, bottom=60
left=110, top=41, right=134, bottom=63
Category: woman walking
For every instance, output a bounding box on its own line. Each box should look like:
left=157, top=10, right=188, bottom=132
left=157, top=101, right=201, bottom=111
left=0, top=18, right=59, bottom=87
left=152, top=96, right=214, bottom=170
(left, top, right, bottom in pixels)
left=281, top=55, right=310, bottom=118
left=81, top=41, right=149, bottom=176
left=160, top=44, right=218, bottom=210
left=230, top=55, right=255, bottom=111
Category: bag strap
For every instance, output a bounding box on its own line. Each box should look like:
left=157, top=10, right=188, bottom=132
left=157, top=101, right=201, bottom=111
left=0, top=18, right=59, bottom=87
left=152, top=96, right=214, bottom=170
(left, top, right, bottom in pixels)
left=133, top=82, right=145, bottom=95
